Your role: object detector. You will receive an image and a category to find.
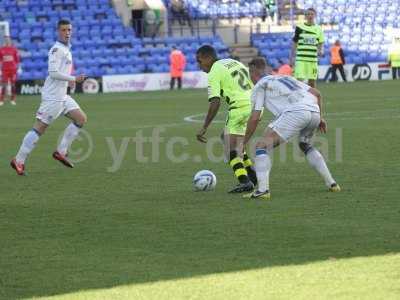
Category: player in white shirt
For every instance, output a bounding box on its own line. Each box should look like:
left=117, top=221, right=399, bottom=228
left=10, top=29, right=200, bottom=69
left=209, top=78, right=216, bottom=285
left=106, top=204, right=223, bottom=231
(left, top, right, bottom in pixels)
left=11, top=20, right=86, bottom=175
left=243, top=57, right=340, bottom=199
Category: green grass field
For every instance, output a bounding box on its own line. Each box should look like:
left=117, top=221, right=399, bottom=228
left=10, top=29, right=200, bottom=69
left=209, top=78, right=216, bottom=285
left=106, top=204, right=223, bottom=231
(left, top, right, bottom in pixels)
left=1, top=80, right=399, bottom=300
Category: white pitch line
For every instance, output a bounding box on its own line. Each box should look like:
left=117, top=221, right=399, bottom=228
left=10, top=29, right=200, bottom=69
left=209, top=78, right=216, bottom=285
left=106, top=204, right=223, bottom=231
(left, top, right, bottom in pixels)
left=325, top=97, right=399, bottom=104
left=101, top=122, right=188, bottom=131
left=184, top=109, right=400, bottom=124
left=127, top=122, right=187, bottom=129
left=184, top=112, right=225, bottom=123
left=327, top=115, right=400, bottom=121
left=325, top=108, right=400, bottom=116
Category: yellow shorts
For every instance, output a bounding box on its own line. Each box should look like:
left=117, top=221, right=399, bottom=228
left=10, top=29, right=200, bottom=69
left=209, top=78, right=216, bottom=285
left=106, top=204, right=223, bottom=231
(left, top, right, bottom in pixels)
left=225, top=106, right=251, bottom=136
left=294, top=61, right=318, bottom=80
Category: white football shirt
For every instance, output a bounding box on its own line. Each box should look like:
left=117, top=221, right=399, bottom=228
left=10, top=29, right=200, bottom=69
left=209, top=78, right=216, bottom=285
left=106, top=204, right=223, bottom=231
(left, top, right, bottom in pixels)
left=251, top=75, right=320, bottom=116
left=41, top=41, right=74, bottom=101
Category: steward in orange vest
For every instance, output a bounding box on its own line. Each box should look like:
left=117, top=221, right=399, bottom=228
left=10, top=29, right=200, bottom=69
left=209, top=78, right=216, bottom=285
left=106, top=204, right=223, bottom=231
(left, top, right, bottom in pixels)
left=330, top=40, right=347, bottom=82
left=169, top=46, right=186, bottom=90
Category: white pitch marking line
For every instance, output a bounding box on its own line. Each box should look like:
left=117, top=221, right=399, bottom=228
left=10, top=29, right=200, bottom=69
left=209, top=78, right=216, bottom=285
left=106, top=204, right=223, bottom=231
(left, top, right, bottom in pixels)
left=325, top=97, right=399, bottom=104
left=184, top=110, right=400, bottom=124
left=184, top=112, right=225, bottom=123
left=325, top=108, right=400, bottom=116
left=127, top=123, right=187, bottom=129
left=328, top=115, right=400, bottom=121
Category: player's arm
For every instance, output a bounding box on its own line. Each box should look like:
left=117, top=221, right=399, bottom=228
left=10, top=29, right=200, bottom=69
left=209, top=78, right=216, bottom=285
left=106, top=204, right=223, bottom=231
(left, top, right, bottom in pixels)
left=203, top=98, right=221, bottom=130
left=244, top=110, right=262, bottom=145
left=197, top=67, right=222, bottom=143
left=308, top=87, right=327, bottom=133
left=317, top=28, right=325, bottom=57
left=50, top=70, right=86, bottom=83
left=244, top=86, right=265, bottom=145
left=197, top=97, right=221, bottom=142
left=317, top=42, right=324, bottom=57
left=48, top=48, right=85, bottom=82
left=290, top=26, right=301, bottom=66
left=308, top=87, right=322, bottom=112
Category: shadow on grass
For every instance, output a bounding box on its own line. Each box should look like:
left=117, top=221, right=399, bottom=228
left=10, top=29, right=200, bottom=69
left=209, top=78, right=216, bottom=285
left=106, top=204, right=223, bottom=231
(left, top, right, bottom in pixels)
left=1, top=81, right=400, bottom=299
left=1, top=170, right=399, bottom=300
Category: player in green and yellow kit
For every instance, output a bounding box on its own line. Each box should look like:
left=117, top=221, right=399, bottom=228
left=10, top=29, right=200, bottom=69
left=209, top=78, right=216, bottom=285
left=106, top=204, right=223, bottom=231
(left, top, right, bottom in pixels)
left=196, top=45, right=256, bottom=193
left=290, top=8, right=324, bottom=88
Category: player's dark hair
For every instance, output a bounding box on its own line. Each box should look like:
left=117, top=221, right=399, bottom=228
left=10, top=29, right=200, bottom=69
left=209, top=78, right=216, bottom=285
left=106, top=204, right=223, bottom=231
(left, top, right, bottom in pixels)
left=196, top=45, right=217, bottom=59
left=306, top=7, right=316, bottom=14
left=248, top=57, right=268, bottom=71
left=57, top=19, right=71, bottom=28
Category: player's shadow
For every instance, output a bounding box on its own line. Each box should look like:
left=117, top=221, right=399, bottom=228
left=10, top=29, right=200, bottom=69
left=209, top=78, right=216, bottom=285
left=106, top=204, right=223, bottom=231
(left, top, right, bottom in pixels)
left=1, top=169, right=399, bottom=300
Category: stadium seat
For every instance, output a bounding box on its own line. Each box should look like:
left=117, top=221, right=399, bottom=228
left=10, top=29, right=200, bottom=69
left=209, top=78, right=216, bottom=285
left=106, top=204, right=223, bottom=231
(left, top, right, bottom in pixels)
left=3, top=0, right=252, bottom=77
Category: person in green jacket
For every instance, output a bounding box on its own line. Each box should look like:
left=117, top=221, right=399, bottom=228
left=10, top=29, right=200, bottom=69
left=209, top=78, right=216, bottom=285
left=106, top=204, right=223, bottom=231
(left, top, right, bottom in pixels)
left=290, top=8, right=324, bottom=88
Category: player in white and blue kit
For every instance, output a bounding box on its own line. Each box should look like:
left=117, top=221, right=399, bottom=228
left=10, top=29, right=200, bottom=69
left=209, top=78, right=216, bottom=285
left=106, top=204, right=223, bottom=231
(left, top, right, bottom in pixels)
left=243, top=57, right=340, bottom=199
left=11, top=20, right=86, bottom=175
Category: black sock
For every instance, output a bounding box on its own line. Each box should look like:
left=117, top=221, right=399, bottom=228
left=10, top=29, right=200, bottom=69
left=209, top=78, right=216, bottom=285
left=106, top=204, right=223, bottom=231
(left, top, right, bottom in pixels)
left=229, top=150, right=249, bottom=184
left=243, top=152, right=257, bottom=185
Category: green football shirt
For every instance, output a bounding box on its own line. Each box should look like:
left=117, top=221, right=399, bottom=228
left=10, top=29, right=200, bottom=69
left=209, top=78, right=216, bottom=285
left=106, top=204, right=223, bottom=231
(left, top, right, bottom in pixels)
left=207, top=59, right=253, bottom=109
left=293, top=23, right=324, bottom=63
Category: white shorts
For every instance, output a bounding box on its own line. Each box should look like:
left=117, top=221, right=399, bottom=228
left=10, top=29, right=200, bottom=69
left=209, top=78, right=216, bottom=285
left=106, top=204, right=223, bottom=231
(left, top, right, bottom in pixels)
left=268, top=110, right=320, bottom=143
left=36, top=95, right=80, bottom=125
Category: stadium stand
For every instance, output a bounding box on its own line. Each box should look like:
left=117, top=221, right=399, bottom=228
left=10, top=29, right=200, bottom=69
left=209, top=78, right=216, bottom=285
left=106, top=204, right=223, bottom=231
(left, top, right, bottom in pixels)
left=0, top=0, right=229, bottom=80
left=164, top=0, right=265, bottom=19
left=252, top=0, right=397, bottom=68
left=141, top=35, right=229, bottom=73
left=3, top=0, right=396, bottom=78
left=3, top=0, right=142, bottom=79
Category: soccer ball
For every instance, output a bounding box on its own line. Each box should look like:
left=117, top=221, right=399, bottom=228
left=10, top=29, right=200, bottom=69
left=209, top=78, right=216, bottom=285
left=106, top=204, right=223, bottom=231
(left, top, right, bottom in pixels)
left=193, top=170, right=217, bottom=191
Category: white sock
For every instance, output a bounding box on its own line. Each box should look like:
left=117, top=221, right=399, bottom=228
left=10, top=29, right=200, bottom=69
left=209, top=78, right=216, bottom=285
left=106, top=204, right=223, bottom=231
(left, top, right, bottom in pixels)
left=57, top=123, right=81, bottom=156
left=306, top=148, right=335, bottom=187
left=254, top=149, right=272, bottom=192
left=15, top=129, right=40, bottom=164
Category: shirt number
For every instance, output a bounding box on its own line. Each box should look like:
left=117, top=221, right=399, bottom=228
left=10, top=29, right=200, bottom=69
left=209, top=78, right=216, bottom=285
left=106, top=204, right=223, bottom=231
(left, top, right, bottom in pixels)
left=231, top=68, right=252, bottom=91
left=278, top=77, right=301, bottom=91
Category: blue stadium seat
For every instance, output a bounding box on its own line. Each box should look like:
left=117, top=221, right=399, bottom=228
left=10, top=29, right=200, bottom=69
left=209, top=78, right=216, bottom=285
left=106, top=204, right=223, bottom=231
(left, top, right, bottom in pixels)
left=186, top=64, right=198, bottom=71
left=88, top=66, right=102, bottom=77
left=19, top=71, right=32, bottom=80
left=136, top=64, right=146, bottom=72
left=1, top=0, right=234, bottom=77
left=31, top=70, right=46, bottom=80
left=91, top=48, right=104, bottom=57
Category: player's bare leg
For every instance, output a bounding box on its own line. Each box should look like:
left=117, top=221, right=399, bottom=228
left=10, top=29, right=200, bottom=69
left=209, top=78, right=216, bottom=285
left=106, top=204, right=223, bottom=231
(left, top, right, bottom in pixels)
left=226, top=134, right=254, bottom=193
left=244, top=128, right=283, bottom=199
left=10, top=81, right=17, bottom=105
left=11, top=120, right=48, bottom=175
left=299, top=142, right=340, bottom=192
left=0, top=82, right=6, bottom=106
left=53, top=109, right=87, bottom=168
left=32, top=119, right=49, bottom=134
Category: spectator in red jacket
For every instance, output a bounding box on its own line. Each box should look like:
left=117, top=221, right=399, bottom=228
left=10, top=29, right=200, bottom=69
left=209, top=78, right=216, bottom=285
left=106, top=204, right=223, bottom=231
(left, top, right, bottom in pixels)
left=169, top=46, right=186, bottom=90
left=0, top=36, right=20, bottom=105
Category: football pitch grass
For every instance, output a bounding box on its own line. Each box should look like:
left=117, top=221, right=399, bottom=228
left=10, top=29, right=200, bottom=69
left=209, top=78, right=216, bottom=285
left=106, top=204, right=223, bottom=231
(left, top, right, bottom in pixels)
left=1, top=80, right=399, bottom=299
